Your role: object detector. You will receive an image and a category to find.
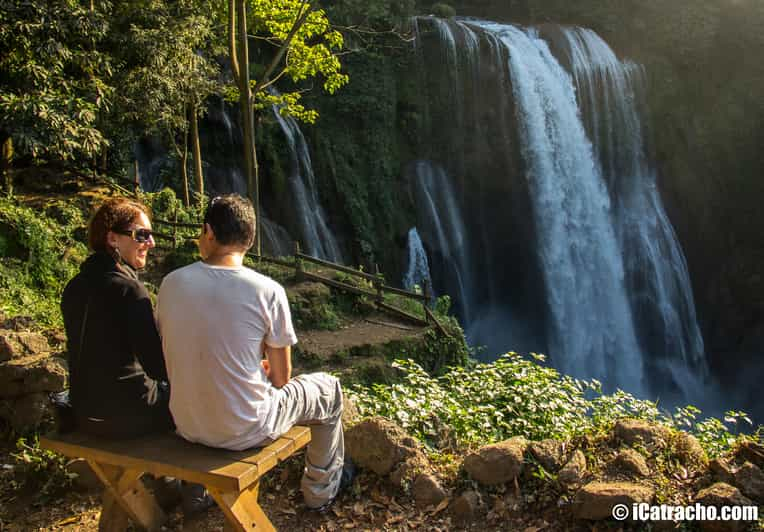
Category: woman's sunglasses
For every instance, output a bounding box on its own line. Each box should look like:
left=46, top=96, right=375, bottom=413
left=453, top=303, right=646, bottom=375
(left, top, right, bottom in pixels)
left=115, top=228, right=154, bottom=243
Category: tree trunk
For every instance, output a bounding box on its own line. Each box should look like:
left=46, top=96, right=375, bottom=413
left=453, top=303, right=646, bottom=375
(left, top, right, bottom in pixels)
left=236, top=0, right=260, bottom=253
left=181, top=116, right=190, bottom=207
left=190, top=103, right=204, bottom=204
left=1, top=136, right=12, bottom=197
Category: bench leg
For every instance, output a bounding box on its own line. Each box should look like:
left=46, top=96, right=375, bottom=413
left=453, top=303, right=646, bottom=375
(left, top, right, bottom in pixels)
left=88, top=461, right=166, bottom=531
left=209, top=481, right=276, bottom=532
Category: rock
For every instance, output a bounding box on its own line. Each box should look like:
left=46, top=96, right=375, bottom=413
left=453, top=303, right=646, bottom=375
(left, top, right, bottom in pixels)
left=732, top=462, right=764, bottom=503
left=412, top=473, right=447, bottom=508
left=451, top=490, right=480, bottom=523
left=529, top=439, right=567, bottom=472
left=0, top=355, right=67, bottom=398
left=0, top=392, right=53, bottom=431
left=694, top=483, right=754, bottom=532
left=673, top=432, right=708, bottom=466
left=573, top=481, right=654, bottom=520
left=0, top=331, right=50, bottom=361
left=614, top=419, right=669, bottom=447
left=66, top=459, right=102, bottom=491
left=736, top=441, right=764, bottom=468
left=287, top=281, right=331, bottom=301
left=390, top=454, right=430, bottom=488
left=709, top=458, right=736, bottom=484
left=558, top=449, right=587, bottom=487
left=345, top=418, right=427, bottom=477
left=463, top=436, right=527, bottom=485
left=613, top=448, right=650, bottom=478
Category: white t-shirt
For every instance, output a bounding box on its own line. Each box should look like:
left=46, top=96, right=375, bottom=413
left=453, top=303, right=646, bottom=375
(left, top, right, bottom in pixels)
left=157, top=261, right=297, bottom=450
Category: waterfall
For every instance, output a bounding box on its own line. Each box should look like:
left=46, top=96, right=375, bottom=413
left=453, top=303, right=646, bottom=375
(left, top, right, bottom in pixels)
left=412, top=160, right=473, bottom=323
left=403, top=227, right=432, bottom=292
left=412, top=18, right=709, bottom=402
left=270, top=99, right=343, bottom=263
left=260, top=216, right=293, bottom=257
left=559, top=28, right=708, bottom=398
left=471, top=21, right=644, bottom=391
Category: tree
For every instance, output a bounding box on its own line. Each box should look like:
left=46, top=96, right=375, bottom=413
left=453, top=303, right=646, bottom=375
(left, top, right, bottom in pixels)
left=228, top=0, right=348, bottom=254
left=0, top=0, right=112, bottom=172
left=117, top=6, right=220, bottom=206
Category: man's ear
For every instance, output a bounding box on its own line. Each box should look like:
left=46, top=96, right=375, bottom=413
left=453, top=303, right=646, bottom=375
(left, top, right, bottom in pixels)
left=203, top=223, right=215, bottom=241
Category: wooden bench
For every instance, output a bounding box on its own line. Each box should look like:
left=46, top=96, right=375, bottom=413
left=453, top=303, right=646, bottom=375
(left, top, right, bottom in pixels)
left=40, top=426, right=311, bottom=531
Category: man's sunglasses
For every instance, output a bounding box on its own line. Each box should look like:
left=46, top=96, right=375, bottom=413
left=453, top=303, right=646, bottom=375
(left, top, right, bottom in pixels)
left=115, top=228, right=154, bottom=243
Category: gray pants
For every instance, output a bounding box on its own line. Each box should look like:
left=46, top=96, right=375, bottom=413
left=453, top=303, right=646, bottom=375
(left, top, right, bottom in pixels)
left=268, top=372, right=344, bottom=508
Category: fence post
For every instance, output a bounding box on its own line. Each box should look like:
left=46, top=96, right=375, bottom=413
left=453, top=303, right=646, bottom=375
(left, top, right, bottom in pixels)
left=422, top=280, right=431, bottom=324
left=374, top=264, right=384, bottom=305
left=294, top=241, right=303, bottom=281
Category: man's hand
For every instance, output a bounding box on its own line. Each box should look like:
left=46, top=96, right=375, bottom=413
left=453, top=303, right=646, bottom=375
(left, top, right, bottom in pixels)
left=263, top=345, right=291, bottom=388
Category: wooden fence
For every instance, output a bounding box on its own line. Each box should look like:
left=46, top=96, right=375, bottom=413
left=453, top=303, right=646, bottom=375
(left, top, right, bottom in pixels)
left=152, top=216, right=448, bottom=336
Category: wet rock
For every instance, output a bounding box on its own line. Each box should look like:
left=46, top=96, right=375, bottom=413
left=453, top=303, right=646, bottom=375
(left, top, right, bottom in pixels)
left=529, top=439, right=567, bottom=472
left=558, top=449, right=587, bottom=487
left=0, top=331, right=50, bottom=361
left=452, top=490, right=480, bottom=523
left=412, top=473, right=447, bottom=508
left=0, top=392, right=53, bottom=430
left=573, top=481, right=654, bottom=520
left=673, top=432, right=708, bottom=466
left=736, top=441, right=764, bottom=468
left=0, top=355, right=67, bottom=398
left=694, top=483, right=753, bottom=532
left=613, top=448, right=650, bottom=478
left=614, top=419, right=669, bottom=447
left=346, top=417, right=427, bottom=477
left=463, top=436, right=527, bottom=485
left=732, top=462, right=764, bottom=503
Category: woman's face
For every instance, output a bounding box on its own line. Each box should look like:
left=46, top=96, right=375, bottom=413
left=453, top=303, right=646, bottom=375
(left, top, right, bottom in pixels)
left=108, top=212, right=155, bottom=269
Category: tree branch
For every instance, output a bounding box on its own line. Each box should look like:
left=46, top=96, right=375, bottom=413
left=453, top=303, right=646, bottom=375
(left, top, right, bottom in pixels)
left=252, top=1, right=315, bottom=95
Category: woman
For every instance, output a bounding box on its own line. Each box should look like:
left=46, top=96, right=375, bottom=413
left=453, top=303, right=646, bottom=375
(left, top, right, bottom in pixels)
left=61, top=197, right=173, bottom=438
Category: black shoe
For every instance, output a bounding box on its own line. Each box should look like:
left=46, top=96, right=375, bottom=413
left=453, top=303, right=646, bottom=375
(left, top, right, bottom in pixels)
left=313, top=458, right=356, bottom=514
left=181, top=481, right=216, bottom=518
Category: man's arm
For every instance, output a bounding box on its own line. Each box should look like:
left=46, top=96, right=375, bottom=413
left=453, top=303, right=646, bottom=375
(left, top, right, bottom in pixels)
left=264, top=345, right=292, bottom=388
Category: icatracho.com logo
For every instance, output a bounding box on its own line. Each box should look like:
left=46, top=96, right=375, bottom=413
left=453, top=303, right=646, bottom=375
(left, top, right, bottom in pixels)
left=611, top=502, right=759, bottom=522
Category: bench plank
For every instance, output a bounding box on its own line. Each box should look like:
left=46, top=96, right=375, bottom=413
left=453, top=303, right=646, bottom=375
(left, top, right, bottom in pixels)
left=41, top=432, right=257, bottom=492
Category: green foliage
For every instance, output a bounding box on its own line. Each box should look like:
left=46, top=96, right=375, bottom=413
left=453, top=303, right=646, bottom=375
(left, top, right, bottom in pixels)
left=0, top=197, right=86, bottom=325
left=349, top=353, right=754, bottom=456
left=1, top=437, right=73, bottom=502
left=0, top=0, right=112, bottom=161
left=118, top=5, right=220, bottom=147
left=430, top=3, right=456, bottom=18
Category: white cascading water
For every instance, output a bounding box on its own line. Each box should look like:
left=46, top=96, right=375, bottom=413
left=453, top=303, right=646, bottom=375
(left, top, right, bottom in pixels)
left=260, top=216, right=293, bottom=258
left=561, top=28, right=707, bottom=394
left=403, top=227, right=432, bottom=291
left=270, top=101, right=343, bottom=263
left=413, top=160, right=474, bottom=322
left=469, top=21, right=645, bottom=392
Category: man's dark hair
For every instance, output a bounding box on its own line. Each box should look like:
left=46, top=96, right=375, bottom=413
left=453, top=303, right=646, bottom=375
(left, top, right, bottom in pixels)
left=203, top=194, right=256, bottom=249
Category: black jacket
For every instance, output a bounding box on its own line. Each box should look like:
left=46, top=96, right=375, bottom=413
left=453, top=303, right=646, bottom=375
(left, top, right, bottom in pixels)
left=61, top=252, right=171, bottom=437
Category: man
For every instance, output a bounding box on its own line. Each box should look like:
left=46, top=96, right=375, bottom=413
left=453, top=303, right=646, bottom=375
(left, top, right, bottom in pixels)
left=157, top=194, right=347, bottom=510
